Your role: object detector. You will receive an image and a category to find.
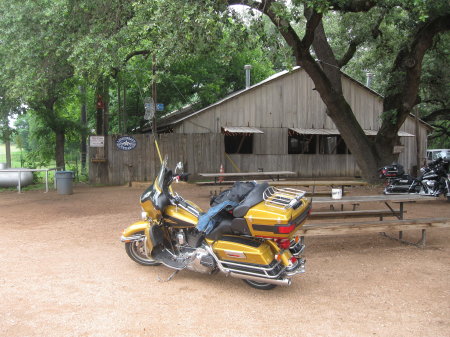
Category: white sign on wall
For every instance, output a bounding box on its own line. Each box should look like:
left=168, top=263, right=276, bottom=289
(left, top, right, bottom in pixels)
left=90, top=136, right=105, bottom=147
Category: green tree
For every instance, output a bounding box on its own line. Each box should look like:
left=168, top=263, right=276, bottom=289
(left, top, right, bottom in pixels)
left=222, top=0, right=450, bottom=181
left=0, top=0, right=78, bottom=169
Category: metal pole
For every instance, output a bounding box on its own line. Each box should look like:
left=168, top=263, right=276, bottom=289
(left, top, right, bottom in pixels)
left=152, top=54, right=157, bottom=136
left=18, top=171, right=21, bottom=193
left=45, top=169, right=49, bottom=193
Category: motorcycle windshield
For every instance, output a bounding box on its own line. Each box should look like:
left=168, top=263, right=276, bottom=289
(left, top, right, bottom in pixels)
left=140, top=156, right=171, bottom=211
left=154, top=158, right=168, bottom=193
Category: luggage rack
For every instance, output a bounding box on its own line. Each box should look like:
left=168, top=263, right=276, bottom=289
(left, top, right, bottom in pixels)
left=263, top=186, right=306, bottom=209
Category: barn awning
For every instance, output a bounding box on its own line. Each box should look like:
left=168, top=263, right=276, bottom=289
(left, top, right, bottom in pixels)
left=221, top=126, right=264, bottom=135
left=288, top=128, right=339, bottom=135
left=363, top=130, right=415, bottom=137
left=289, top=128, right=415, bottom=137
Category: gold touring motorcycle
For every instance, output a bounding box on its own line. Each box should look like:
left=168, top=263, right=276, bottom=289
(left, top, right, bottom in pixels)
left=121, top=158, right=311, bottom=290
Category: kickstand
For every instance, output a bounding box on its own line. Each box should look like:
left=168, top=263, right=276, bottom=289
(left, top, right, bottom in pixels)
left=157, top=269, right=180, bottom=282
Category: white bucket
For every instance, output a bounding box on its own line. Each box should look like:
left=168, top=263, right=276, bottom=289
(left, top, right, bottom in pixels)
left=331, top=188, right=342, bottom=200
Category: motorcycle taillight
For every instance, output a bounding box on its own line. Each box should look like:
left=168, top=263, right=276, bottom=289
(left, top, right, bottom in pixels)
left=276, top=239, right=291, bottom=249
left=275, top=223, right=296, bottom=234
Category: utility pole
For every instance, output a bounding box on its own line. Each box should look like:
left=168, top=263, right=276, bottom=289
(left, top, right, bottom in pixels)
left=152, top=54, right=157, bottom=136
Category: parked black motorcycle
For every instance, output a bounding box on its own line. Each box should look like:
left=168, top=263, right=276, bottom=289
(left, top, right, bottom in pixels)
left=379, top=158, right=450, bottom=201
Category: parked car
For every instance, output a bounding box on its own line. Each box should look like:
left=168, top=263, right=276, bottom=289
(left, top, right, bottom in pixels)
left=427, top=149, right=450, bottom=167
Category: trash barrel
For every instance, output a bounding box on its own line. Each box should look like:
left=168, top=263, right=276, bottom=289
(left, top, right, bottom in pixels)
left=55, top=171, right=74, bottom=195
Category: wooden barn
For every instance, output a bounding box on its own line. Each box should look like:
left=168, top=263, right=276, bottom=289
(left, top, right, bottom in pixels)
left=158, top=67, right=430, bottom=177
left=89, top=67, right=431, bottom=185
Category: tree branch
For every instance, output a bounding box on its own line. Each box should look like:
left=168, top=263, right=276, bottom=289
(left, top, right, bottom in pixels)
left=302, top=10, right=322, bottom=48
left=337, top=40, right=359, bottom=68
left=384, top=14, right=450, bottom=120
left=422, top=108, right=450, bottom=122
left=111, top=50, right=151, bottom=78
left=329, top=0, right=377, bottom=12
left=428, top=124, right=450, bottom=139
left=123, top=50, right=151, bottom=63
left=337, top=8, right=385, bottom=67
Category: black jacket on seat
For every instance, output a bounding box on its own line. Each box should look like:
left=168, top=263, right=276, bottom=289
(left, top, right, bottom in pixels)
left=232, top=182, right=269, bottom=218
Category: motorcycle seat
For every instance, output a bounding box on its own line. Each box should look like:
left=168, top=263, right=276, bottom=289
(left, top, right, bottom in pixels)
left=232, top=182, right=269, bottom=218
left=206, top=217, right=251, bottom=240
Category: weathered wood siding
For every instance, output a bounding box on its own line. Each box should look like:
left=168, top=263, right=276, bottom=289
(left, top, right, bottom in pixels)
left=172, top=68, right=428, bottom=175
left=398, top=116, right=429, bottom=174
left=173, top=69, right=384, bottom=134
left=89, top=134, right=224, bottom=185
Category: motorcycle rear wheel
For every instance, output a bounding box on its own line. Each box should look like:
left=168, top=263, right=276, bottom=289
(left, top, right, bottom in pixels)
left=125, top=234, right=161, bottom=266
left=242, top=279, right=277, bottom=290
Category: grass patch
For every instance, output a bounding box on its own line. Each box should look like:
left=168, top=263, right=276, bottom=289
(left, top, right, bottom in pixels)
left=0, top=183, right=52, bottom=193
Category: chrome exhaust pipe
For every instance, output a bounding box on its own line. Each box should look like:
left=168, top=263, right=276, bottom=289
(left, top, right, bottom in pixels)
left=229, top=272, right=292, bottom=286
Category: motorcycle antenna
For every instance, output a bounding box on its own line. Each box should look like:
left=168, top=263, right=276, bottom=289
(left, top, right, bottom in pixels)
left=309, top=169, right=316, bottom=203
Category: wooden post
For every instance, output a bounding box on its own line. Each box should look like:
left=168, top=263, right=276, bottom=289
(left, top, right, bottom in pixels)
left=415, top=107, right=421, bottom=176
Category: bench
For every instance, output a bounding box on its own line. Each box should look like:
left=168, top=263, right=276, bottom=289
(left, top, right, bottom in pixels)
left=297, top=217, right=450, bottom=247
left=272, top=180, right=368, bottom=194
left=310, top=209, right=404, bottom=220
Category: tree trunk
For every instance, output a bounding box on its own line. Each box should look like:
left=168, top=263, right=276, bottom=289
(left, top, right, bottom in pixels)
left=5, top=136, right=11, bottom=168
left=123, top=85, right=127, bottom=134
left=55, top=130, right=65, bottom=170
left=80, top=85, right=87, bottom=173
left=309, top=21, right=380, bottom=181
left=95, top=78, right=105, bottom=135
left=117, top=76, right=122, bottom=134
left=103, top=77, right=110, bottom=136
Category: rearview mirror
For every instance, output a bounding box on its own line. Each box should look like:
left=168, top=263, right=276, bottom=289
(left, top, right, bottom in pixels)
left=175, top=162, right=184, bottom=174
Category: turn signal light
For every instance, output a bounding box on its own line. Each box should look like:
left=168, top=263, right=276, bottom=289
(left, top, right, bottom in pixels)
left=276, top=239, right=291, bottom=249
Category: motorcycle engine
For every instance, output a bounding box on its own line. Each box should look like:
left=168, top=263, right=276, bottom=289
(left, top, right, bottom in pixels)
left=174, top=230, right=216, bottom=274
left=185, top=247, right=216, bottom=274
left=425, top=180, right=436, bottom=188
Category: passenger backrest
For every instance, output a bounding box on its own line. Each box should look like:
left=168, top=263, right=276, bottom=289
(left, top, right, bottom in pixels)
left=232, top=182, right=269, bottom=218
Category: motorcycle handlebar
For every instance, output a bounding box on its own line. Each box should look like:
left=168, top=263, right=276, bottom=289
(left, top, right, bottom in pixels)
left=173, top=173, right=190, bottom=182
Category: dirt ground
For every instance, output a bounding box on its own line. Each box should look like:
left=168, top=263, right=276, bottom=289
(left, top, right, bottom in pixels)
left=1, top=182, right=449, bottom=337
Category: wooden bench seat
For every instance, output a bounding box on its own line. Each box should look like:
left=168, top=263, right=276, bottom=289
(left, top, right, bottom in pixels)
left=297, top=217, right=450, bottom=246
left=310, top=209, right=403, bottom=220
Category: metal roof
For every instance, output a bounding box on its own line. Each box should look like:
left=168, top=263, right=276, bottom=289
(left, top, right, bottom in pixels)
left=221, top=126, right=264, bottom=135
left=289, top=128, right=339, bottom=135
left=289, top=128, right=415, bottom=137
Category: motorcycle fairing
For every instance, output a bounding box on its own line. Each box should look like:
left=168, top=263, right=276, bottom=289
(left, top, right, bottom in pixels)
left=164, top=205, right=199, bottom=227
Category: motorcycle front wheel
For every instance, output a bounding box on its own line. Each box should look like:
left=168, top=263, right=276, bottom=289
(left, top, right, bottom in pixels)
left=243, top=279, right=277, bottom=290
left=125, top=234, right=161, bottom=266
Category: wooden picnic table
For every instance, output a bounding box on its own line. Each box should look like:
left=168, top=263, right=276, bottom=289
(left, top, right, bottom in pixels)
left=311, top=194, right=434, bottom=219
left=271, top=179, right=368, bottom=194
left=198, top=171, right=296, bottom=184
left=304, top=194, right=446, bottom=246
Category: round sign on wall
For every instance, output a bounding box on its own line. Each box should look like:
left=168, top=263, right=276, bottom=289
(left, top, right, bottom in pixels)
left=116, top=136, right=137, bottom=151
